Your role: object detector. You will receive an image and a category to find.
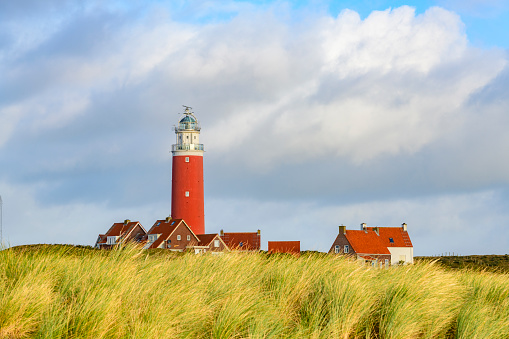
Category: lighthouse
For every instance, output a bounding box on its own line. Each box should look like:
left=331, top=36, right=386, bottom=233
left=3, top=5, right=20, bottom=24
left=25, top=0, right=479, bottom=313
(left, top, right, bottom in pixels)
left=171, top=106, right=205, bottom=235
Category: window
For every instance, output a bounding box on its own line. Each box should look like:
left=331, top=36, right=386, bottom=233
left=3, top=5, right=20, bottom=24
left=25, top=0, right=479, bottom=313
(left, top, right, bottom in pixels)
left=385, top=259, right=389, bottom=266
left=334, top=245, right=340, bottom=254
left=107, top=236, right=117, bottom=245
left=187, top=235, right=191, bottom=241
left=156, top=222, right=161, bottom=226
left=344, top=245, right=349, bottom=253
left=185, top=191, right=189, bottom=197
left=171, top=221, right=175, bottom=225
left=194, top=136, right=196, bottom=139
left=214, top=239, right=220, bottom=248
left=186, top=135, right=189, bottom=139
left=185, top=157, right=189, bottom=162
left=389, top=238, right=394, bottom=243
left=177, top=235, right=181, bottom=241
left=148, top=234, right=159, bottom=243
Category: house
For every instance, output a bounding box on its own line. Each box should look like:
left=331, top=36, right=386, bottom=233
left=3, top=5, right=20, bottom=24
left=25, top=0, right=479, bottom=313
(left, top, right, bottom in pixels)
left=268, top=241, right=300, bottom=256
left=329, top=223, right=413, bottom=266
left=95, top=219, right=146, bottom=249
left=220, top=229, right=261, bottom=251
left=143, top=217, right=200, bottom=251
left=194, top=234, right=230, bottom=254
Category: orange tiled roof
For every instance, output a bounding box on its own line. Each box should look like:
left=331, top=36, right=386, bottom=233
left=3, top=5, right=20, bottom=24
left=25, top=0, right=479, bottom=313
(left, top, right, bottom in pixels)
left=345, top=230, right=391, bottom=255
left=369, top=227, right=413, bottom=248
left=221, top=232, right=260, bottom=251
left=196, top=234, right=218, bottom=246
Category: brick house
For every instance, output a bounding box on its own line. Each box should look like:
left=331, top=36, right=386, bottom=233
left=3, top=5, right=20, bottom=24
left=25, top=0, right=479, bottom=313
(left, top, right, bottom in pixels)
left=95, top=219, right=146, bottom=249
left=268, top=241, right=300, bottom=256
left=194, top=234, right=230, bottom=254
left=143, top=217, right=200, bottom=251
left=329, top=223, right=413, bottom=266
left=220, top=230, right=261, bottom=251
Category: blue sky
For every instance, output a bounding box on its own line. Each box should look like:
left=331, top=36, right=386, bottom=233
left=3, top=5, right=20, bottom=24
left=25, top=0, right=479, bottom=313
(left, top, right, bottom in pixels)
left=1, top=0, right=508, bottom=255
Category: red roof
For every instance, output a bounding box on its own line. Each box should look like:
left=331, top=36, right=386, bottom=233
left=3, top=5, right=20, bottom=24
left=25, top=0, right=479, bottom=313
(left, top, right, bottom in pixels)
left=368, top=227, right=413, bottom=247
left=96, top=221, right=142, bottom=244
left=345, top=230, right=391, bottom=255
left=196, top=234, right=218, bottom=246
left=268, top=241, right=300, bottom=254
left=221, top=232, right=260, bottom=251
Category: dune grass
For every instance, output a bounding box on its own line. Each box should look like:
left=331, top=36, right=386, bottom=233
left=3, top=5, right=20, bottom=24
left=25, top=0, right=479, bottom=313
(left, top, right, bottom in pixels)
left=1, top=245, right=508, bottom=338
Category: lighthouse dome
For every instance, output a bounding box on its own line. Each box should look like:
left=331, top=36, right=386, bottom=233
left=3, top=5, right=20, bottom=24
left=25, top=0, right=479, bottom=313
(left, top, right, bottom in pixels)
left=178, top=114, right=200, bottom=131
left=180, top=115, right=196, bottom=124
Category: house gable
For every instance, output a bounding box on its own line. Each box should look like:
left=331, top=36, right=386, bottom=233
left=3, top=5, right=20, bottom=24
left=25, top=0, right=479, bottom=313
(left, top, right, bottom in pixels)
left=146, top=218, right=200, bottom=250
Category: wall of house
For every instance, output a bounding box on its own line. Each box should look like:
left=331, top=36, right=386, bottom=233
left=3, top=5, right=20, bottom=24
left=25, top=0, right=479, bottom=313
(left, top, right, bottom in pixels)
left=328, top=233, right=355, bottom=255
left=208, top=237, right=228, bottom=252
left=160, top=224, right=197, bottom=250
left=127, top=225, right=146, bottom=243
left=388, top=247, right=414, bottom=264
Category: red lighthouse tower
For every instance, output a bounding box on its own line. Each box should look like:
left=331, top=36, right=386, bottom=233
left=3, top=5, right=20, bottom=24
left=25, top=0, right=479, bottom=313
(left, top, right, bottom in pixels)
left=171, top=106, right=205, bottom=235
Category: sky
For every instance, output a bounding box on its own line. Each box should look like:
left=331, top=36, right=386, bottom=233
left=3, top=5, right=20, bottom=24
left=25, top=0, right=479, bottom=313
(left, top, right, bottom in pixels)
left=1, top=0, right=508, bottom=255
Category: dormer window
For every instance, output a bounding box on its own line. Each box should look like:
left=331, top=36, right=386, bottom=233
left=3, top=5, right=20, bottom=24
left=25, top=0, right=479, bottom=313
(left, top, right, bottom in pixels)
left=389, top=238, right=394, bottom=243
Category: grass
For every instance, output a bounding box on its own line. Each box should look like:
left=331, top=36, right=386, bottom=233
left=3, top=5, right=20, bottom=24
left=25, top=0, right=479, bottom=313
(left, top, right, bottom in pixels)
left=1, top=245, right=509, bottom=338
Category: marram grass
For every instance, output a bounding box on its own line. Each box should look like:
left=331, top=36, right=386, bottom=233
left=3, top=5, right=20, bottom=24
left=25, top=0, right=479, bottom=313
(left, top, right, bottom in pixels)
left=1, top=245, right=509, bottom=338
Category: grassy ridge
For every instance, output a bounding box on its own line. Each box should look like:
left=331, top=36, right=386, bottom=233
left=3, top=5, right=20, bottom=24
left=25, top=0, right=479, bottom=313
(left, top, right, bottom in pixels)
left=1, top=245, right=509, bottom=338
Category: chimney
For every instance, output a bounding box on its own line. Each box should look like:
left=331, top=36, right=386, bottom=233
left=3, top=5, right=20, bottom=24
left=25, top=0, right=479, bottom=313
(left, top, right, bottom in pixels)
left=124, top=219, right=130, bottom=225
left=257, top=229, right=261, bottom=235
left=402, top=223, right=407, bottom=232
left=373, top=226, right=379, bottom=235
left=165, top=216, right=171, bottom=223
left=220, top=229, right=224, bottom=236
left=338, top=225, right=346, bottom=235
left=361, top=223, right=367, bottom=232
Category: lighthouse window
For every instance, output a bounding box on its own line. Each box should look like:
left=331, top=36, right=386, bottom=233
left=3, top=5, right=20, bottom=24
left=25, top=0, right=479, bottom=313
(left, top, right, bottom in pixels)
left=185, top=157, right=189, bottom=162
left=185, top=191, right=189, bottom=197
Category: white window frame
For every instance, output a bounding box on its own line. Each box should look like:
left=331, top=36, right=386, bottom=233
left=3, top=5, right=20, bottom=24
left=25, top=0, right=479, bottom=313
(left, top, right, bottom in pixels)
left=148, top=234, right=159, bottom=243
left=344, top=245, right=349, bottom=253
left=107, top=236, right=118, bottom=245
left=334, top=245, right=340, bottom=254
left=214, top=239, right=220, bottom=248
left=185, top=157, right=189, bottom=163
left=187, top=235, right=191, bottom=241
left=177, top=235, right=181, bottom=241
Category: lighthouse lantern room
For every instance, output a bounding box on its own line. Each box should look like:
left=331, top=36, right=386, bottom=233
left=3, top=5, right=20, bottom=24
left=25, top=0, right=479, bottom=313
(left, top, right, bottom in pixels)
left=171, top=106, right=205, bottom=235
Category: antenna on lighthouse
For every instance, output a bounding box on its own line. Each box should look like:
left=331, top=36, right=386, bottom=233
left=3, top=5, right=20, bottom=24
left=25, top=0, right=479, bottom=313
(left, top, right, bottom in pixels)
left=182, top=105, right=192, bottom=114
